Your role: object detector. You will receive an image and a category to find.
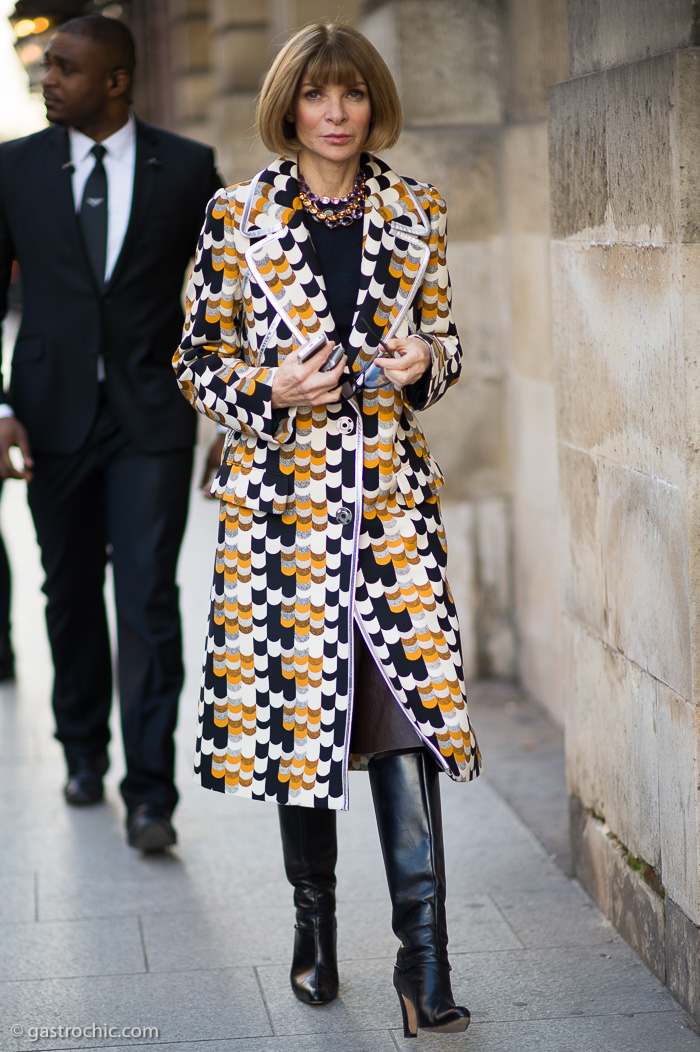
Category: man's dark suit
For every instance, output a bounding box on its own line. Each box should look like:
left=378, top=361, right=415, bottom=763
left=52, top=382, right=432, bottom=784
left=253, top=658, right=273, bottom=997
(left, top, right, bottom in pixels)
left=0, top=118, right=222, bottom=813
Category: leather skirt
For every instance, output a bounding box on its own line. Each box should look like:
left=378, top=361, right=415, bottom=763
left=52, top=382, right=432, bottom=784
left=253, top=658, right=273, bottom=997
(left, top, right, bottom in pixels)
left=350, top=624, right=421, bottom=755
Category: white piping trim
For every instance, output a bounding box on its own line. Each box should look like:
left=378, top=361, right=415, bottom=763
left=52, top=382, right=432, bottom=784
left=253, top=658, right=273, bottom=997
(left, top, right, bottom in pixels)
left=340, top=399, right=364, bottom=810
left=245, top=233, right=306, bottom=345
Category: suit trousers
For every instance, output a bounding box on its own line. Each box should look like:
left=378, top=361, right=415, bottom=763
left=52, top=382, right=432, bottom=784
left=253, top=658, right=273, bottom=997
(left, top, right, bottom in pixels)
left=27, top=390, right=193, bottom=813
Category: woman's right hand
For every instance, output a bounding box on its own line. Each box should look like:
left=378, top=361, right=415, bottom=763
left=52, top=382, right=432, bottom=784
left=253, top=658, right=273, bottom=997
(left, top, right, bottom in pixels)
left=271, top=341, right=347, bottom=409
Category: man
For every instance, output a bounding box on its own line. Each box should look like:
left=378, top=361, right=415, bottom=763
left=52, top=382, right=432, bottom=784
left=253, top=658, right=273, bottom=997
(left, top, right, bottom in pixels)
left=0, top=15, right=223, bottom=850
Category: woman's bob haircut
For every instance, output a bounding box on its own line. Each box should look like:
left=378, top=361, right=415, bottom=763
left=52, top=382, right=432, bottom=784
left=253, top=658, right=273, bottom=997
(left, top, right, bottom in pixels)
left=257, top=22, right=403, bottom=156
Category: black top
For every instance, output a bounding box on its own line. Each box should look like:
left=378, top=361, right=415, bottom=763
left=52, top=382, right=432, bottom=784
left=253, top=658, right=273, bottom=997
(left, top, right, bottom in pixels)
left=301, top=210, right=363, bottom=349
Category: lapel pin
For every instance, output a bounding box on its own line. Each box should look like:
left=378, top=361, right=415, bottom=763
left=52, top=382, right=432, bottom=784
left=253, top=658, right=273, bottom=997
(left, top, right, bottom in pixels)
left=146, top=157, right=161, bottom=169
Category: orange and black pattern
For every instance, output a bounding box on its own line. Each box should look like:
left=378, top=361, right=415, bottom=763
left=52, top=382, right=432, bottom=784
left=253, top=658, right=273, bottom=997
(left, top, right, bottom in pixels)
left=174, top=154, right=481, bottom=808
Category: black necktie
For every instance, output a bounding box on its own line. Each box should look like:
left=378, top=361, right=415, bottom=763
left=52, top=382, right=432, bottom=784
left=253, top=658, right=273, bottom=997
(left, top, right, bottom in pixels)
left=79, top=144, right=108, bottom=287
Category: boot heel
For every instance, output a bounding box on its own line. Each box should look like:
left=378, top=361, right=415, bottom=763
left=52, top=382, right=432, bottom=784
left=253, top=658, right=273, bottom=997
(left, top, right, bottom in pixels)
left=397, top=991, right=418, bottom=1038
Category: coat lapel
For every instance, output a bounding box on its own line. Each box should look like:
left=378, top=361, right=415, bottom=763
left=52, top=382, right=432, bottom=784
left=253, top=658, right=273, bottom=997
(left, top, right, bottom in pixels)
left=243, top=158, right=331, bottom=346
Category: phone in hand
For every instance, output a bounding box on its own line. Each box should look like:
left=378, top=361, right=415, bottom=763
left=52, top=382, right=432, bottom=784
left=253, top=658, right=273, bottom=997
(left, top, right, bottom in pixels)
left=319, top=343, right=345, bottom=372
left=296, top=332, right=329, bottom=364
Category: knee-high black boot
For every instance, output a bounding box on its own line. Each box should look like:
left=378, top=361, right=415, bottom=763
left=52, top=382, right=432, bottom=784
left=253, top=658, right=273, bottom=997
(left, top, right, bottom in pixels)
left=368, top=750, right=470, bottom=1038
left=278, top=805, right=339, bottom=1005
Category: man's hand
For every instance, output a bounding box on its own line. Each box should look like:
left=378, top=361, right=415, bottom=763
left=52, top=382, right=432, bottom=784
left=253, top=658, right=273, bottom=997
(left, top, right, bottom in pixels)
left=199, top=433, right=225, bottom=496
left=0, top=417, right=33, bottom=481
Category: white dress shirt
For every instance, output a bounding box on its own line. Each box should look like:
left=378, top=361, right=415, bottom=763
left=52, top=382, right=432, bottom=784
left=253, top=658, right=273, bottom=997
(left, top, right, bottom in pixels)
left=70, top=112, right=136, bottom=282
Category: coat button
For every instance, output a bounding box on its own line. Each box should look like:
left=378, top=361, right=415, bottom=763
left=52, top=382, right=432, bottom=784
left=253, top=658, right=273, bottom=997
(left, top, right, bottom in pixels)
left=336, top=507, right=353, bottom=525
left=337, top=416, right=354, bottom=434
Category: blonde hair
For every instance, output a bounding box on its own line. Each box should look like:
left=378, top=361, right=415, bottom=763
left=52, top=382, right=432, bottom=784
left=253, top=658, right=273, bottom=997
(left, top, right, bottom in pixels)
left=256, top=22, right=403, bottom=156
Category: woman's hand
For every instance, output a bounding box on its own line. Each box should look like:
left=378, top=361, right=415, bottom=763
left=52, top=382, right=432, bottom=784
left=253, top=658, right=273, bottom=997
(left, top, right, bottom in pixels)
left=271, top=341, right=347, bottom=409
left=374, top=336, right=431, bottom=388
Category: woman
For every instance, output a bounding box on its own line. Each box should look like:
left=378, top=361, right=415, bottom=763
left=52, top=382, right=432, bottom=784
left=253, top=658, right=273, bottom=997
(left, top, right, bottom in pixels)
left=173, top=22, right=481, bottom=1038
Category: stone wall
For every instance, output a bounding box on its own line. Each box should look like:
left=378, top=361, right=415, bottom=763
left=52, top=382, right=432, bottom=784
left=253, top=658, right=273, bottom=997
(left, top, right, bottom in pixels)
left=550, top=1, right=700, bottom=1020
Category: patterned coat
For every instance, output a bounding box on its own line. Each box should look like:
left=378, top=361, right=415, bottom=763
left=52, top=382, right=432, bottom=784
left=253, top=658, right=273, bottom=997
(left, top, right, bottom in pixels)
left=174, top=154, right=481, bottom=809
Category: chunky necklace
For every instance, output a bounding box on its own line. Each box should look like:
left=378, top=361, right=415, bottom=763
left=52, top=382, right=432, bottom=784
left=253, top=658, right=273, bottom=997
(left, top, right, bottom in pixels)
left=298, top=168, right=365, bottom=228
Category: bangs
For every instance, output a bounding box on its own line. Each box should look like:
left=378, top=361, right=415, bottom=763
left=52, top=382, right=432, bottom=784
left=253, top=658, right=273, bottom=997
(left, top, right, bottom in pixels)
left=302, top=45, right=364, bottom=89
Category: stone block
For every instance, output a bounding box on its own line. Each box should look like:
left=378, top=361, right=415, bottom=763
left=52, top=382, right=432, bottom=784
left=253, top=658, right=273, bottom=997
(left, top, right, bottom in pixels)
left=440, top=500, right=477, bottom=681
left=447, top=239, right=506, bottom=380
left=508, top=235, right=552, bottom=382
left=503, top=121, right=550, bottom=235
left=552, top=242, right=686, bottom=487
left=563, top=616, right=661, bottom=867
left=557, top=444, right=604, bottom=637
left=601, top=462, right=691, bottom=700
left=567, top=0, right=700, bottom=77
left=475, top=496, right=517, bottom=677
left=391, top=0, right=504, bottom=126
left=657, top=687, right=700, bottom=925
left=172, top=17, right=210, bottom=72
left=505, top=0, right=569, bottom=121
left=666, top=896, right=700, bottom=1024
left=509, top=374, right=558, bottom=513
left=211, top=93, right=274, bottom=184
left=605, top=55, right=680, bottom=245
left=385, top=127, right=501, bottom=242
left=173, top=70, right=212, bottom=124
left=519, top=631, right=563, bottom=724
left=358, top=3, right=400, bottom=92
left=569, top=799, right=666, bottom=983
left=421, top=378, right=507, bottom=501
left=170, top=0, right=208, bottom=17
left=211, top=0, right=270, bottom=24
left=678, top=51, right=700, bottom=243
left=511, top=498, right=561, bottom=713
left=212, top=25, right=271, bottom=93
left=548, top=73, right=608, bottom=241
left=551, top=52, right=700, bottom=244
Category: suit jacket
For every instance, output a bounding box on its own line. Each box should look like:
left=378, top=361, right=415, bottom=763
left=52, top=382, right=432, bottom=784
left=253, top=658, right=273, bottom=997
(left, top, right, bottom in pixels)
left=174, top=155, right=481, bottom=806
left=0, top=118, right=223, bottom=454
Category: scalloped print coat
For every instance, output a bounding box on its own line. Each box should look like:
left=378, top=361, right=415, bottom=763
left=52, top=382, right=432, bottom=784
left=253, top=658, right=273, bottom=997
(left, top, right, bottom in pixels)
left=174, top=154, right=481, bottom=809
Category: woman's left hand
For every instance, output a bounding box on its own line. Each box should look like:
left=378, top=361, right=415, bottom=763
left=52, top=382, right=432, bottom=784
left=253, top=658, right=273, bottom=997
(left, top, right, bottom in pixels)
left=374, top=336, right=431, bottom=388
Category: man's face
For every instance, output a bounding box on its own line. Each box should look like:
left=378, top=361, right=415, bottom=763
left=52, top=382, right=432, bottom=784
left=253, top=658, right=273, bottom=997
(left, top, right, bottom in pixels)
left=42, top=32, right=113, bottom=130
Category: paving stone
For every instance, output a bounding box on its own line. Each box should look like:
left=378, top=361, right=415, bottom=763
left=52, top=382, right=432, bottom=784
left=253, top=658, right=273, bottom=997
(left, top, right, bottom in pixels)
left=0, top=916, right=145, bottom=981
left=0, top=872, right=36, bottom=925
left=0, top=967, right=270, bottom=1050
left=449, top=944, right=676, bottom=1023
left=490, top=884, right=620, bottom=949
left=404, top=1012, right=700, bottom=1051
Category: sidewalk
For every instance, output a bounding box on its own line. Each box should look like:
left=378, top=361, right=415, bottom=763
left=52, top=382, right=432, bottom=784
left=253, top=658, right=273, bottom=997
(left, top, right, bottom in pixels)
left=1, top=452, right=699, bottom=1052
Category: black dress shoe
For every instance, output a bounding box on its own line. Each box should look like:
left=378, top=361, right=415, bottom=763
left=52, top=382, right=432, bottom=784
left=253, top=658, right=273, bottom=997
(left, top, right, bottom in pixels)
left=126, top=804, right=177, bottom=852
left=64, top=760, right=105, bottom=806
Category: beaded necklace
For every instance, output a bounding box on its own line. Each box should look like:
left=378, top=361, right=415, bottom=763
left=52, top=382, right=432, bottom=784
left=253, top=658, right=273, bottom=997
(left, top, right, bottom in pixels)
left=298, top=168, right=366, bottom=228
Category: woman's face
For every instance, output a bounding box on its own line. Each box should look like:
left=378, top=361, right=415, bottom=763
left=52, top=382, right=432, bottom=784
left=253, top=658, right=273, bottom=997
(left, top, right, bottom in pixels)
left=293, top=70, right=372, bottom=170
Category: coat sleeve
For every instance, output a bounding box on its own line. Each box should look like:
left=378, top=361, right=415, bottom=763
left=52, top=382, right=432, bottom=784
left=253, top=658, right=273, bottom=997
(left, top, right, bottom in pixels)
left=404, top=187, right=462, bottom=413
left=173, top=189, right=295, bottom=445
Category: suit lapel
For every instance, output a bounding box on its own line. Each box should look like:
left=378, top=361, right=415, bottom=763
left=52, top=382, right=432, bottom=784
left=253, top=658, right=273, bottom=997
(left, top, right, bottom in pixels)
left=46, top=127, right=92, bottom=276
left=106, top=119, right=160, bottom=291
